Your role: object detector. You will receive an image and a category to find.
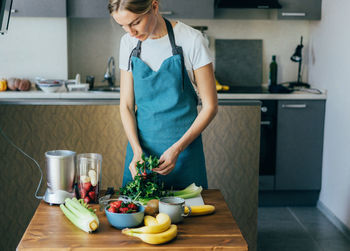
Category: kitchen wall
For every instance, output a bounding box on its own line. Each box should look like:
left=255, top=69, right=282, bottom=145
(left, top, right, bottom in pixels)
left=309, top=0, right=350, bottom=231
left=68, top=17, right=312, bottom=87
left=0, top=18, right=68, bottom=79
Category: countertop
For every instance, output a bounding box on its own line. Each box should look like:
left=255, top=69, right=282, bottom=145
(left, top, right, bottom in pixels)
left=17, top=189, right=248, bottom=251
left=0, top=88, right=327, bottom=105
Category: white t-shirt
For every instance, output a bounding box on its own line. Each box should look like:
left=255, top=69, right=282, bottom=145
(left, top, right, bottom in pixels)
left=119, top=21, right=213, bottom=86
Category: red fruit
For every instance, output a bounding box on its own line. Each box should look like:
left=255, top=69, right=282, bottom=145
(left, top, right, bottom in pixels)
left=88, top=191, right=96, bottom=200
left=119, top=207, right=129, bottom=214
left=110, top=200, right=122, bottom=209
left=83, top=182, right=92, bottom=191
left=108, top=206, right=117, bottom=213
left=128, top=203, right=138, bottom=211
left=84, top=196, right=90, bottom=204
left=80, top=189, right=87, bottom=199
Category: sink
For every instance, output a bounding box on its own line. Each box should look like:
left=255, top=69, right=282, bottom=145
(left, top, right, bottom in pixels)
left=91, top=86, right=120, bottom=92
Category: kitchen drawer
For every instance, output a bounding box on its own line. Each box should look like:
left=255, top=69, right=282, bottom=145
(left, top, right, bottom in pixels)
left=278, top=0, right=322, bottom=20
left=11, top=0, right=66, bottom=17
left=160, top=0, right=214, bottom=19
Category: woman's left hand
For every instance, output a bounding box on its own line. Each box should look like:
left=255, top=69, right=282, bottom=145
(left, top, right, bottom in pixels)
left=153, top=145, right=181, bottom=175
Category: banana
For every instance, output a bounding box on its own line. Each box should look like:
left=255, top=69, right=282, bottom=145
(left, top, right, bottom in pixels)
left=215, top=79, right=230, bottom=91
left=144, top=215, right=158, bottom=226
left=123, top=224, right=177, bottom=245
left=184, top=205, right=215, bottom=216
left=122, top=213, right=171, bottom=234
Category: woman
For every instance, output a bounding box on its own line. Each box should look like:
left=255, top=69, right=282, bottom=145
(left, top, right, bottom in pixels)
left=108, top=0, right=218, bottom=189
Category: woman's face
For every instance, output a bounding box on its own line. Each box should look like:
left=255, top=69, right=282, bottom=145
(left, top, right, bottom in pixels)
left=112, top=5, right=158, bottom=41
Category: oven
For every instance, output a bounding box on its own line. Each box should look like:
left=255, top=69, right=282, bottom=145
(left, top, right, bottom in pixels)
left=259, top=100, right=277, bottom=190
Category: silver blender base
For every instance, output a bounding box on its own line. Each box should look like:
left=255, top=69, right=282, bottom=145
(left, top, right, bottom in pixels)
left=43, top=189, right=75, bottom=205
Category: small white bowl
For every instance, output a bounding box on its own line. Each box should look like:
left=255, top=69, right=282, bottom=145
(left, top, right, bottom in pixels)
left=36, top=79, right=64, bottom=93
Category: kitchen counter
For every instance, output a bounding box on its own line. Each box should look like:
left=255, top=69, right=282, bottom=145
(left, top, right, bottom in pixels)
left=17, top=190, right=248, bottom=251
left=0, top=89, right=327, bottom=105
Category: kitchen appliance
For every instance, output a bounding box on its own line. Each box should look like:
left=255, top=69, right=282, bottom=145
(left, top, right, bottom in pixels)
left=77, top=153, right=102, bottom=203
left=215, top=0, right=281, bottom=9
left=0, top=0, right=13, bottom=34
left=43, top=150, right=76, bottom=205
left=259, top=100, right=277, bottom=190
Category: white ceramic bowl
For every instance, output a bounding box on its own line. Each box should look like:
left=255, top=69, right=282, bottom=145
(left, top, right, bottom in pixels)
left=36, top=80, right=64, bottom=93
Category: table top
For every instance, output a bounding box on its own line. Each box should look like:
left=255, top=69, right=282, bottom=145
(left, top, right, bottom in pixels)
left=17, top=189, right=248, bottom=250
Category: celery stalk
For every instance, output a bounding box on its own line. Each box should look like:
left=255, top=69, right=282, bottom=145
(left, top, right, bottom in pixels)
left=60, top=198, right=99, bottom=233
left=172, top=183, right=203, bottom=199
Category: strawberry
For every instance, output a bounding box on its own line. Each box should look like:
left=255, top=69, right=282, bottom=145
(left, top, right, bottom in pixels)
left=88, top=191, right=96, bottom=200
left=83, top=196, right=90, bottom=204
left=83, top=182, right=92, bottom=191
left=80, top=189, right=87, bottom=199
left=118, top=207, right=129, bottom=214
left=110, top=200, right=122, bottom=209
left=108, top=206, right=117, bottom=213
left=128, top=203, right=138, bottom=211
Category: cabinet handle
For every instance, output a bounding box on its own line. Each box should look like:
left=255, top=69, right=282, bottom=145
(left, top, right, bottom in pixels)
left=159, top=11, right=173, bottom=15
left=11, top=9, right=18, bottom=13
left=281, top=12, right=306, bottom=17
left=281, top=104, right=307, bottom=109
left=261, top=121, right=271, bottom=126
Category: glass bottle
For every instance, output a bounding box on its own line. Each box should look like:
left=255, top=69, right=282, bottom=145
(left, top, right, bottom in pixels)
left=269, top=55, right=278, bottom=86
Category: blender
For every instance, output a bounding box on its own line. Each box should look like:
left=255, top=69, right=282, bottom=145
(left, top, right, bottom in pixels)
left=43, top=150, right=76, bottom=205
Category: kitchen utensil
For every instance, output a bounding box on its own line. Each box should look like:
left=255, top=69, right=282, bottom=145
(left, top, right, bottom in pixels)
left=43, top=150, right=76, bottom=205
left=66, top=74, right=89, bottom=92
left=159, top=197, right=191, bottom=223
left=86, top=75, right=95, bottom=90
left=77, top=153, right=102, bottom=203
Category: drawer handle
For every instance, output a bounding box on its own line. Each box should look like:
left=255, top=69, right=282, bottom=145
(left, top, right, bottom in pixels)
left=282, top=104, right=307, bottom=109
left=261, top=121, right=271, bottom=126
left=159, top=11, right=173, bottom=15
left=282, top=12, right=306, bottom=17
left=11, top=9, right=18, bottom=13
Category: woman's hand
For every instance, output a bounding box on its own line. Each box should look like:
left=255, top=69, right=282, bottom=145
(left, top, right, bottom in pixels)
left=153, top=145, right=181, bottom=175
left=129, top=153, right=143, bottom=179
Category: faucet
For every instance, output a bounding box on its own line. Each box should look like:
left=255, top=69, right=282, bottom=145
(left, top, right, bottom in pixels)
left=103, top=56, right=116, bottom=87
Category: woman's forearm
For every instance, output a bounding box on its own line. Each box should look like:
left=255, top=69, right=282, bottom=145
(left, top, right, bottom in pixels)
left=120, top=105, right=143, bottom=157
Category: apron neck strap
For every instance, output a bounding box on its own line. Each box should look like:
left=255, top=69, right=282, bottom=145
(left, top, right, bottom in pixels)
left=163, top=18, right=181, bottom=56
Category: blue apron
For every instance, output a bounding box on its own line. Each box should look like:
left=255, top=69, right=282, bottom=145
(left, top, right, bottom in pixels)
left=122, top=18, right=207, bottom=190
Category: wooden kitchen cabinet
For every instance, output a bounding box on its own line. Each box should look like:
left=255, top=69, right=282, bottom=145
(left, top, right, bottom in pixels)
left=278, top=0, right=322, bottom=20
left=275, top=100, right=325, bottom=190
left=11, top=0, right=66, bottom=17
left=67, top=0, right=110, bottom=18
left=160, top=0, right=214, bottom=19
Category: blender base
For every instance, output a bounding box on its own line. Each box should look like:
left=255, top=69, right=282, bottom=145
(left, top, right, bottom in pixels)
left=43, top=189, right=75, bottom=205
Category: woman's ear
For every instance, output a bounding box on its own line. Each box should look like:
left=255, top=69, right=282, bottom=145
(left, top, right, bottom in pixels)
left=152, top=0, right=159, bottom=12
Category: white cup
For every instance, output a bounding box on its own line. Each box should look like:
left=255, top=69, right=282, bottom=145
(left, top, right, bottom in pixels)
left=159, top=197, right=191, bottom=223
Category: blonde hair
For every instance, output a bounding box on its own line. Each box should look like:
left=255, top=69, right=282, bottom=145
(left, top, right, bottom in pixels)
left=108, top=0, right=156, bottom=14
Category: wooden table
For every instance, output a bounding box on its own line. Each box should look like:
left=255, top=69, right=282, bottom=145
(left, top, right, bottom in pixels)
left=17, top=190, right=248, bottom=250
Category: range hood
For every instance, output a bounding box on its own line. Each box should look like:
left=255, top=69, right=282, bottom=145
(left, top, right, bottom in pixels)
left=216, top=0, right=282, bottom=9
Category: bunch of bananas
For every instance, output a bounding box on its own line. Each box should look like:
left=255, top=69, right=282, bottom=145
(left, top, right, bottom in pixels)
left=215, top=79, right=230, bottom=91
left=122, top=213, right=177, bottom=245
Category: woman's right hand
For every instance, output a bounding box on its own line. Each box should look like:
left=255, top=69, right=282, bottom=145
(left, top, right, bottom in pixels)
left=129, top=154, right=143, bottom=179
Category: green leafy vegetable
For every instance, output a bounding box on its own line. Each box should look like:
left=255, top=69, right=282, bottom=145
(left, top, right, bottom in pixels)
left=119, top=154, right=170, bottom=204
left=171, top=183, right=203, bottom=199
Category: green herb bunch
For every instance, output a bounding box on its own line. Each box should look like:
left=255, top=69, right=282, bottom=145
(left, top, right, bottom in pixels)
left=119, top=154, right=170, bottom=204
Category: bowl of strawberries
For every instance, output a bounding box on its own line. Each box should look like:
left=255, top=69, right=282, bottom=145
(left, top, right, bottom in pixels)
left=105, top=198, right=144, bottom=229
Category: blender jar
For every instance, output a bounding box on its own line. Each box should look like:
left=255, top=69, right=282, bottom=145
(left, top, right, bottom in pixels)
left=77, top=153, right=102, bottom=203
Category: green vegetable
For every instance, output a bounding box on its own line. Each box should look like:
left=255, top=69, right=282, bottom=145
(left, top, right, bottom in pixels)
left=172, top=183, right=203, bottom=199
left=119, top=154, right=170, bottom=204
left=60, top=197, right=99, bottom=233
